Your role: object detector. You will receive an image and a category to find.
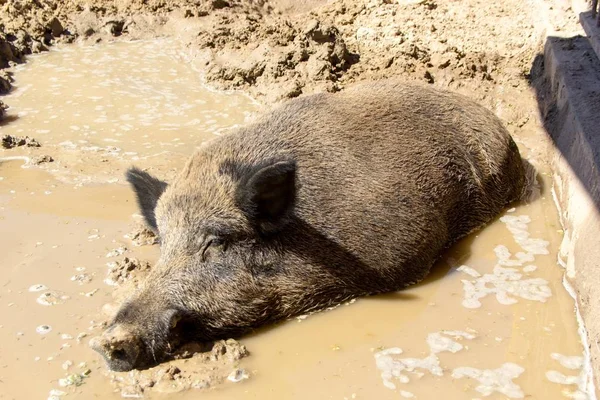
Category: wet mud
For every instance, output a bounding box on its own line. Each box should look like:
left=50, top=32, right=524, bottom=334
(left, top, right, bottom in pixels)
left=0, top=37, right=595, bottom=399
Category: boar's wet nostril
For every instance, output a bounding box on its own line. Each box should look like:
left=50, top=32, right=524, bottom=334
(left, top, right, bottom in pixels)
left=109, top=347, right=128, bottom=361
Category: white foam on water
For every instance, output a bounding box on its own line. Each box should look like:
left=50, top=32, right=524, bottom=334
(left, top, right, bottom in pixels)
left=28, top=284, right=48, bottom=292
left=374, top=330, right=475, bottom=390
left=451, top=363, right=525, bottom=398
left=499, top=215, right=550, bottom=255
left=552, top=353, right=584, bottom=370
left=546, top=352, right=590, bottom=399
left=457, top=213, right=552, bottom=308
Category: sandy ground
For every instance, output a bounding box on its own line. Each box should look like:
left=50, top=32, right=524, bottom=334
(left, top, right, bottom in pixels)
left=1, top=0, right=598, bottom=397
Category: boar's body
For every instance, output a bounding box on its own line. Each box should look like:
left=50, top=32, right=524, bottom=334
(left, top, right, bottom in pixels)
left=92, top=81, right=525, bottom=371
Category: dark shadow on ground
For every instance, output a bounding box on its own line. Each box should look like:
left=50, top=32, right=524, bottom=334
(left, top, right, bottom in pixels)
left=527, top=34, right=600, bottom=207
left=0, top=114, right=19, bottom=126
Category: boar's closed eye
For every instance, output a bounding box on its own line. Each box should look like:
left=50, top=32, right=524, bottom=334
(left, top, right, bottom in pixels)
left=201, top=236, right=227, bottom=261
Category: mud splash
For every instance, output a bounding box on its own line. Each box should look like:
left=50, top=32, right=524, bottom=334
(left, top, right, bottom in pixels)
left=0, top=40, right=594, bottom=399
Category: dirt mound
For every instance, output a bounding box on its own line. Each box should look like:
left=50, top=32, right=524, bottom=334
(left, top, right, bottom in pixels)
left=105, top=256, right=151, bottom=287
left=109, top=339, right=249, bottom=397
left=2, top=134, right=40, bottom=148
left=0, top=0, right=578, bottom=110
left=186, top=0, right=556, bottom=105
left=125, top=224, right=159, bottom=247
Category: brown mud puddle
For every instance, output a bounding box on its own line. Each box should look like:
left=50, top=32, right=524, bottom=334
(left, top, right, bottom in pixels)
left=0, top=40, right=595, bottom=399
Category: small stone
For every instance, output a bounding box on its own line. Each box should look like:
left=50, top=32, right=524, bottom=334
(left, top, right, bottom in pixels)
left=105, top=246, right=127, bottom=258
left=47, top=17, right=64, bottom=37
left=29, top=155, right=54, bottom=165
left=227, top=368, right=249, bottom=382
left=76, top=332, right=88, bottom=342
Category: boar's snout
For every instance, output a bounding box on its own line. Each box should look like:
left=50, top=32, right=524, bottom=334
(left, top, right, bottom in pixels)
left=90, top=324, right=142, bottom=372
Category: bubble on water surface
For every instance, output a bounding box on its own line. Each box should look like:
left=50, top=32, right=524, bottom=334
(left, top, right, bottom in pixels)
left=29, top=284, right=48, bottom=292
left=36, top=325, right=52, bottom=334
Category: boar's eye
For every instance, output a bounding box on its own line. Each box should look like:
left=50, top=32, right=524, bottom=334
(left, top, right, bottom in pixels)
left=201, top=236, right=227, bottom=261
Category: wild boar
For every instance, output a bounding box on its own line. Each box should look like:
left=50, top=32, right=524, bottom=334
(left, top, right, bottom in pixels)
left=90, top=80, right=525, bottom=371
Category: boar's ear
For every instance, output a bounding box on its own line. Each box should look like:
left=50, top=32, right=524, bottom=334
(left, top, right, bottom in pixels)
left=236, top=159, right=296, bottom=234
left=126, top=167, right=168, bottom=233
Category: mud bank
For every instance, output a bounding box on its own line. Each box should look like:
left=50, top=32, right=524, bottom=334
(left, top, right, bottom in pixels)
left=533, top=29, right=600, bottom=391
left=0, top=0, right=583, bottom=106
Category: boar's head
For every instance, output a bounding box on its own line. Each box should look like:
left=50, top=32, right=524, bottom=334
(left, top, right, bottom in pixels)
left=91, top=155, right=304, bottom=371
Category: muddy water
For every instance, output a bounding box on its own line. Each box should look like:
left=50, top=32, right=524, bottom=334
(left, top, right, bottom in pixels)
left=0, top=40, right=594, bottom=400
left=1, top=39, right=260, bottom=184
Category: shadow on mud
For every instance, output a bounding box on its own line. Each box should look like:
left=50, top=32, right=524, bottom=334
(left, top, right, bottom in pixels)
left=0, top=113, right=19, bottom=126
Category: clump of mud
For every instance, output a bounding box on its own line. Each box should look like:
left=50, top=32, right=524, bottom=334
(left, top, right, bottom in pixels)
left=200, top=15, right=358, bottom=101
left=109, top=339, right=249, bottom=397
left=186, top=0, right=544, bottom=104
left=0, top=100, right=6, bottom=119
left=2, top=134, right=40, bottom=148
left=105, top=256, right=151, bottom=287
left=125, top=224, right=159, bottom=246
left=0, top=0, right=576, bottom=114
left=28, top=154, right=54, bottom=165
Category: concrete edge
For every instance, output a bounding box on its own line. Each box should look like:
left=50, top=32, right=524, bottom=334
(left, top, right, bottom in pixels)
left=581, top=11, right=600, bottom=62
left=543, top=35, right=600, bottom=395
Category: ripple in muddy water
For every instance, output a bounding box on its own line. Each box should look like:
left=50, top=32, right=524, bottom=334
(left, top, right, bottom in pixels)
left=0, top=39, right=595, bottom=399
left=1, top=39, right=261, bottom=184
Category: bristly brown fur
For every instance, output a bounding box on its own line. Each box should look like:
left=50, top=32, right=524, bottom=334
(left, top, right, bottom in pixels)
left=92, top=80, right=526, bottom=371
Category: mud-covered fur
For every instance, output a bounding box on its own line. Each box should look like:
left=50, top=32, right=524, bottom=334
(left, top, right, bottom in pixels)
left=91, top=81, right=525, bottom=371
